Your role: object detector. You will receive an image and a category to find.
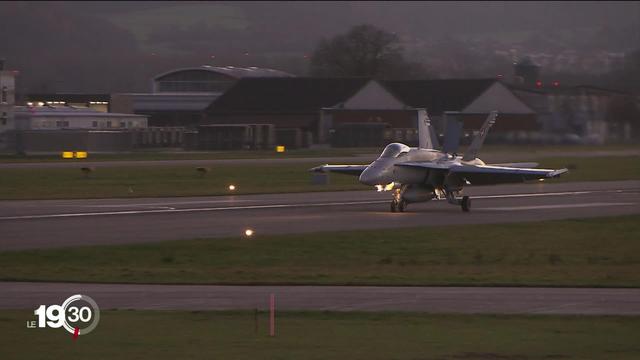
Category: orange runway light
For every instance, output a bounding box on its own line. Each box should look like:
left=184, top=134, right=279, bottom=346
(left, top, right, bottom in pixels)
left=75, top=151, right=88, bottom=159
left=62, top=151, right=74, bottom=159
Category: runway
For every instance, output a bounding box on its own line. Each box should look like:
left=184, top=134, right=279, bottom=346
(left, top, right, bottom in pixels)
left=1, top=282, right=639, bottom=315
left=1, top=180, right=638, bottom=251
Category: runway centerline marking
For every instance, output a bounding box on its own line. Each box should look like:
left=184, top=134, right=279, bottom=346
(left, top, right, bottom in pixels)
left=0, top=189, right=635, bottom=221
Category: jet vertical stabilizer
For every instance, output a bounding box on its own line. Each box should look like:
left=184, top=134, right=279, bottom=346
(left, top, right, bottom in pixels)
left=417, top=109, right=440, bottom=149
left=462, top=111, right=498, bottom=161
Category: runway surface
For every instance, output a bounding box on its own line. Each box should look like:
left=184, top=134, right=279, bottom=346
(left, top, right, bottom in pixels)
left=1, top=282, right=639, bottom=315
left=1, top=180, right=639, bottom=251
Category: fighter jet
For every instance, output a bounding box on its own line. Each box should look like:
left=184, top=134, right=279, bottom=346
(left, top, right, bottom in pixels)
left=310, top=111, right=568, bottom=212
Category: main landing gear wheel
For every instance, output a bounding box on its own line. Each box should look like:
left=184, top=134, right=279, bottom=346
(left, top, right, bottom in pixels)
left=390, top=199, right=397, bottom=212
left=461, top=196, right=471, bottom=212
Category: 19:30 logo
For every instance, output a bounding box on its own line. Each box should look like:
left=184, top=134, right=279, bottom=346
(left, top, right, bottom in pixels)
left=28, top=294, right=100, bottom=338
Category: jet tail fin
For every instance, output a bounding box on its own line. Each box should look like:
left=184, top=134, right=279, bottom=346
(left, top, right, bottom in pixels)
left=462, top=111, right=498, bottom=161
left=418, top=109, right=440, bottom=149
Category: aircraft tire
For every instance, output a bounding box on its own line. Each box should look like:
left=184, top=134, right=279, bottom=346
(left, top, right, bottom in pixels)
left=398, top=200, right=406, bottom=212
left=461, top=196, right=471, bottom=212
left=390, top=199, right=397, bottom=212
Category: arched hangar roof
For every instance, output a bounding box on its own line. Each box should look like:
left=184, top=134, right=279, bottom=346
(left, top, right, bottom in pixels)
left=154, top=66, right=294, bottom=82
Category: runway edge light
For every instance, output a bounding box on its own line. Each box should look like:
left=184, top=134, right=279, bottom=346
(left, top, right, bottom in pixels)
left=75, top=151, right=88, bottom=159
left=276, top=145, right=285, bottom=153
left=62, top=151, right=74, bottom=159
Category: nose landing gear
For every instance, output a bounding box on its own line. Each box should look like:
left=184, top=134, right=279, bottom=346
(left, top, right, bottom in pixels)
left=390, top=189, right=407, bottom=212
left=390, top=198, right=407, bottom=212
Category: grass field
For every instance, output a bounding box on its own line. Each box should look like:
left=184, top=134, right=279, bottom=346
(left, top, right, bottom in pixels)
left=0, top=147, right=379, bottom=163
left=0, top=144, right=637, bottom=163
left=0, top=156, right=638, bottom=200
left=1, top=310, right=639, bottom=359
left=0, top=162, right=368, bottom=200
left=2, top=215, right=639, bottom=287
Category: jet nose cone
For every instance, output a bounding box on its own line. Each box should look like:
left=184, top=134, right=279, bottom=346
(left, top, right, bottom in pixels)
left=359, top=167, right=378, bottom=185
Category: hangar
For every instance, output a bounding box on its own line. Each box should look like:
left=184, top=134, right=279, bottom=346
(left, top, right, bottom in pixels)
left=110, top=65, right=294, bottom=128
left=204, top=77, right=537, bottom=148
left=205, top=77, right=370, bottom=148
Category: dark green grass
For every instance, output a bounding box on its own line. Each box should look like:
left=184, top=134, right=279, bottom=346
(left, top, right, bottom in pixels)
left=2, top=215, right=639, bottom=287
left=0, top=143, right=637, bottom=163
left=0, top=147, right=379, bottom=163
left=0, top=156, right=638, bottom=200
left=0, top=162, right=368, bottom=200
left=537, top=156, right=640, bottom=183
left=1, top=310, right=639, bottom=360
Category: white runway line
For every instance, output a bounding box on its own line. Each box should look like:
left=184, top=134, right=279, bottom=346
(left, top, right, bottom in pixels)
left=81, top=199, right=256, bottom=207
left=480, top=202, right=636, bottom=211
left=0, top=200, right=389, bottom=220
left=0, top=189, right=635, bottom=221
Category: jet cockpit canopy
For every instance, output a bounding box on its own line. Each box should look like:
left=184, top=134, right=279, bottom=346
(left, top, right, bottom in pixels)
left=379, top=143, right=410, bottom=158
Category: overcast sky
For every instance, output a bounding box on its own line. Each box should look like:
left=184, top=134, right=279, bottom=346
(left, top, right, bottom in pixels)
left=1, top=1, right=638, bottom=92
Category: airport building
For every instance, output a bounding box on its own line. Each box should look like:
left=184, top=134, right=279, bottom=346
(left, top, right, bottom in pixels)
left=204, top=77, right=537, bottom=148
left=13, top=106, right=147, bottom=130
left=5, top=105, right=149, bottom=153
left=24, top=94, right=111, bottom=112
left=110, top=65, right=295, bottom=128
left=510, top=84, right=640, bottom=144
left=0, top=60, right=16, bottom=150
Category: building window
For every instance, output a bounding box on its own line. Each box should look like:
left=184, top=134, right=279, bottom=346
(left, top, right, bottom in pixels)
left=1, top=112, right=6, bottom=125
left=106, top=121, right=112, bottom=128
left=120, top=121, right=126, bottom=128
left=92, top=121, right=98, bottom=128
left=1, top=87, right=7, bottom=103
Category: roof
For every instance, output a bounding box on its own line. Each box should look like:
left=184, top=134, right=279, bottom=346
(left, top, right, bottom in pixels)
left=25, top=93, right=110, bottom=102
left=14, top=106, right=146, bottom=118
left=508, top=83, right=632, bottom=96
left=380, top=79, right=497, bottom=115
left=154, top=66, right=294, bottom=81
left=207, top=77, right=371, bottom=113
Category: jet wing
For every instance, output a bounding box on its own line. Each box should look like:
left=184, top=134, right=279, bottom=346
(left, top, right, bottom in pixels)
left=451, top=164, right=568, bottom=185
left=309, top=164, right=369, bottom=176
left=488, top=162, right=539, bottom=168
left=395, top=162, right=452, bottom=170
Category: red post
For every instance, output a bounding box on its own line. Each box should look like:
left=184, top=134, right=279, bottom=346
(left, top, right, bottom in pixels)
left=269, top=293, right=275, bottom=337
